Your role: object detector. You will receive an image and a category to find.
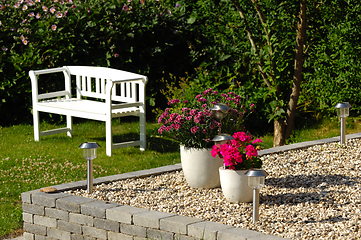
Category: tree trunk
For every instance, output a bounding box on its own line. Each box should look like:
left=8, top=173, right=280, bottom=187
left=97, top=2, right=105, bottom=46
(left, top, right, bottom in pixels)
left=273, top=118, right=285, bottom=147
left=284, top=0, right=307, bottom=140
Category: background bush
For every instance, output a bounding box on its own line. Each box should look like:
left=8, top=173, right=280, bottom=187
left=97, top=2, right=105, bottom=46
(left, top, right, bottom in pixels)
left=1, top=0, right=361, bottom=137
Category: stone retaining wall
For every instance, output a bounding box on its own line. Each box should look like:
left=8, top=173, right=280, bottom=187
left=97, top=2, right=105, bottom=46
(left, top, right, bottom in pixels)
left=21, top=164, right=289, bottom=240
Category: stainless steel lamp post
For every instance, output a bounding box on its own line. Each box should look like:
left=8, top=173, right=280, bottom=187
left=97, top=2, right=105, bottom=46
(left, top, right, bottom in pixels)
left=245, top=169, right=267, bottom=223
left=210, top=103, right=230, bottom=120
left=79, top=142, right=100, bottom=194
left=334, top=102, right=351, bottom=144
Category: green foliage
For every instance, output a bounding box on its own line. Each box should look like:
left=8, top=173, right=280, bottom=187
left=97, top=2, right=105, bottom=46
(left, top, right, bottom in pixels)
left=303, top=0, right=361, bottom=117
left=0, top=0, right=190, bottom=126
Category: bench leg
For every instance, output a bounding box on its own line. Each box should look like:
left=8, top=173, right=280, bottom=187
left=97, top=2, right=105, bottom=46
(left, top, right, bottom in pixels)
left=140, top=112, right=146, bottom=151
left=106, top=118, right=112, bottom=156
left=67, top=115, right=73, bottom=137
left=33, top=110, right=40, bottom=141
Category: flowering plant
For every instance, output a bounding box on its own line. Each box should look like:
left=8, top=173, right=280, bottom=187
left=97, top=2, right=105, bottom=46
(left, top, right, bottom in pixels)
left=211, top=132, right=263, bottom=170
left=158, top=88, right=253, bottom=149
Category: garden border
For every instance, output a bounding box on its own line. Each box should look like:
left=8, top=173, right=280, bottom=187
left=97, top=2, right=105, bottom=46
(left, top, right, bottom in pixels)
left=21, top=133, right=361, bottom=240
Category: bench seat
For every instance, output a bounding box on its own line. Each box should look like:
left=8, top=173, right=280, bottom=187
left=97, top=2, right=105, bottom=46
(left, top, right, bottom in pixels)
left=29, top=66, right=148, bottom=156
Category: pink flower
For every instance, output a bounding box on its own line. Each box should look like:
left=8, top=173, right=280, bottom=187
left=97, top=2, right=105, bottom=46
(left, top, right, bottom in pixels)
left=42, top=6, right=48, bottom=11
left=122, top=4, right=129, bottom=11
left=50, top=7, right=55, bottom=13
left=211, top=145, right=220, bottom=157
left=168, top=99, right=180, bottom=105
left=191, top=126, right=198, bottom=133
left=51, top=24, right=57, bottom=31
left=56, top=11, right=63, bottom=18
left=114, top=53, right=119, bottom=57
left=252, top=138, right=263, bottom=144
left=245, top=145, right=258, bottom=157
left=233, top=132, right=251, bottom=143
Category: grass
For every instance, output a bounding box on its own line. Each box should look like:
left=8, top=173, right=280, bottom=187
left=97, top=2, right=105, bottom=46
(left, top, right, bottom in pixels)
left=1, top=116, right=361, bottom=238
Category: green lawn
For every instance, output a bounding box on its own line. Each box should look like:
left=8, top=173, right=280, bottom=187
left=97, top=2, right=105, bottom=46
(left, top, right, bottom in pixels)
left=1, top=116, right=361, bottom=237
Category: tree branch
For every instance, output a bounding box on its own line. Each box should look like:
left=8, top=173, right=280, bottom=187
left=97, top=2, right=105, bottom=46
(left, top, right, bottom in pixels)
left=231, top=0, right=273, bottom=90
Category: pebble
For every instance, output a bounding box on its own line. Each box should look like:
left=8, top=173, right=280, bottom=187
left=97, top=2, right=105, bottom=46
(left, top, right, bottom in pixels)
left=67, top=139, right=361, bottom=240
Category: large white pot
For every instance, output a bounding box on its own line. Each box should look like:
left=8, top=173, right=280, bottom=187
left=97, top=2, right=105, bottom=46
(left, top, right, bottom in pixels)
left=219, top=166, right=253, bottom=203
left=180, top=145, right=223, bottom=188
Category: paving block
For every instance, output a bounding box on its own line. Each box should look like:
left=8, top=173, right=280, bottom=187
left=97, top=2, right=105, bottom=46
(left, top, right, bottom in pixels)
left=23, top=212, right=33, bottom=223
left=133, top=237, right=148, bottom=240
left=146, top=228, right=174, bottom=240
left=56, top=195, right=95, bottom=213
left=70, top=233, right=95, bottom=240
left=217, top=227, right=264, bottom=240
left=120, top=223, right=147, bottom=238
left=106, top=205, right=148, bottom=224
left=81, top=200, right=119, bottom=218
left=82, top=226, right=107, bottom=240
left=23, top=222, right=46, bottom=236
left=160, top=215, right=204, bottom=235
left=108, top=231, right=134, bottom=240
left=175, top=234, right=196, bottom=240
left=47, top=227, right=71, bottom=240
left=133, top=210, right=175, bottom=229
left=93, top=217, right=119, bottom=232
left=34, top=234, right=46, bottom=240
left=69, top=212, right=93, bottom=226
left=23, top=232, right=34, bottom=240
left=32, top=191, right=70, bottom=208
left=21, top=190, right=38, bottom=204
left=45, top=207, right=69, bottom=221
left=33, top=215, right=57, bottom=228
left=23, top=203, right=44, bottom=216
left=187, top=220, right=233, bottom=240
left=58, top=220, right=82, bottom=234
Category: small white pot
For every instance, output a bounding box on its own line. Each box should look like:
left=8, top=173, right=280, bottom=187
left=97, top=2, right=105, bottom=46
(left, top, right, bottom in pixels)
left=219, top=166, right=253, bottom=203
left=180, top=145, right=223, bottom=188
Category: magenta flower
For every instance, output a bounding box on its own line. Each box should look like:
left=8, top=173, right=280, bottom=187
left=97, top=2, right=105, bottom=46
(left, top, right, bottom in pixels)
left=191, top=126, right=198, bottom=133
left=122, top=4, right=129, bottom=11
left=114, top=53, right=119, bottom=57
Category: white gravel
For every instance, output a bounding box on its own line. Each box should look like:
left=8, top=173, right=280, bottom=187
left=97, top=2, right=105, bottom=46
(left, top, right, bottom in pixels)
left=67, top=139, right=361, bottom=240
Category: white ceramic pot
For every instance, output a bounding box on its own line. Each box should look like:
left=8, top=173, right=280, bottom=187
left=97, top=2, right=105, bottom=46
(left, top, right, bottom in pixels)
left=180, top=145, right=223, bottom=188
left=219, top=166, right=253, bottom=203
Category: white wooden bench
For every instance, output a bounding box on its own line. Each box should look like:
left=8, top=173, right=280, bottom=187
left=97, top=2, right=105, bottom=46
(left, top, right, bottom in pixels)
left=29, top=66, right=148, bottom=156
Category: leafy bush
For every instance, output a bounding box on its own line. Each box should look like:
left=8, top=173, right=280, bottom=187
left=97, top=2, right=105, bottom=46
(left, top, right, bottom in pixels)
left=0, top=0, right=190, bottom=126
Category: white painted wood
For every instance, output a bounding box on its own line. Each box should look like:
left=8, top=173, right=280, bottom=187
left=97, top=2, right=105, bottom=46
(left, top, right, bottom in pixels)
left=29, top=66, right=148, bottom=156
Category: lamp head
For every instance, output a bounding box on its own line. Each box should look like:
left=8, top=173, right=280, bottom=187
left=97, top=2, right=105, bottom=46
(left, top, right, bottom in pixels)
left=210, top=103, right=230, bottom=120
left=79, top=142, right=100, bottom=160
left=335, top=102, right=351, bottom=118
left=212, top=133, right=234, bottom=145
left=245, top=169, right=268, bottom=189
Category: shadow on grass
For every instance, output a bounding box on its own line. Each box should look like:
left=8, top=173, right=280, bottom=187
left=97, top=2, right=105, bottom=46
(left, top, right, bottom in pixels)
left=94, top=133, right=179, bottom=153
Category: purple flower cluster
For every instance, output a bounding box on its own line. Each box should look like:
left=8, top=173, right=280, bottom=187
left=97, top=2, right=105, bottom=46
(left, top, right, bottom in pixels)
left=157, top=88, right=252, bottom=148
left=1, top=0, right=79, bottom=48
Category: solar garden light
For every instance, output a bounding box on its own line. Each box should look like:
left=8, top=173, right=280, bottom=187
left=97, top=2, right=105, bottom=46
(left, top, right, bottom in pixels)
left=245, top=169, right=268, bottom=223
left=212, top=133, right=234, bottom=145
left=335, top=102, right=352, bottom=144
left=210, top=103, right=230, bottom=121
left=79, top=142, right=100, bottom=194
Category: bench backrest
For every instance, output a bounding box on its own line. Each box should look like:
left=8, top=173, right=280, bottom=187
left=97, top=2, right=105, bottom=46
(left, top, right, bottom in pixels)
left=65, top=66, right=147, bottom=104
